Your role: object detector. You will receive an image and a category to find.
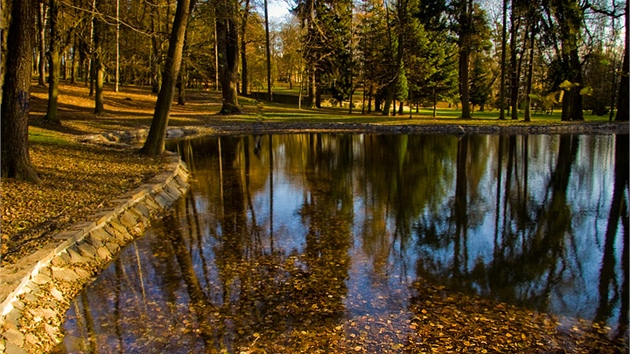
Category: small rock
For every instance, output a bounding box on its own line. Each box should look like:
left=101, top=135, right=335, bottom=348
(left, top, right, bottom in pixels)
left=22, top=293, right=38, bottom=303
left=78, top=242, right=97, bottom=258
left=12, top=300, right=25, bottom=310
left=4, top=308, right=22, bottom=330
left=24, top=333, right=40, bottom=346
left=68, top=248, right=90, bottom=264
left=74, top=268, right=92, bottom=279
left=31, top=273, right=52, bottom=285
left=50, top=286, right=64, bottom=302
left=97, top=246, right=111, bottom=260
left=4, top=341, right=27, bottom=354
left=51, top=267, right=80, bottom=282
left=29, top=308, right=57, bottom=320
left=25, top=282, right=40, bottom=294
left=44, top=323, right=61, bottom=343
left=51, top=255, right=68, bottom=267
left=3, top=328, right=25, bottom=346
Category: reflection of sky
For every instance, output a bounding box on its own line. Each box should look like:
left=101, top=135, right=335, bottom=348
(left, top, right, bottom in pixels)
left=62, top=134, right=626, bottom=351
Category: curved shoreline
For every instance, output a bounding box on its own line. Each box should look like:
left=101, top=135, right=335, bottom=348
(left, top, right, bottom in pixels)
left=0, top=120, right=627, bottom=353
left=0, top=153, right=189, bottom=354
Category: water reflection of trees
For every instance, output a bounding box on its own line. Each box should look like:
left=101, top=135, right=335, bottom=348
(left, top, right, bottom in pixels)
left=164, top=135, right=354, bottom=351
left=61, top=133, right=627, bottom=351
left=411, top=134, right=627, bottom=336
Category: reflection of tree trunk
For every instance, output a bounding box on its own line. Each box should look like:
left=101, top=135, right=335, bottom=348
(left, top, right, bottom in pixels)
left=595, top=134, right=629, bottom=328
left=269, top=135, right=274, bottom=252
left=453, top=136, right=469, bottom=280
left=494, top=136, right=504, bottom=260
left=164, top=214, right=216, bottom=349
left=81, top=293, right=97, bottom=352
left=114, top=258, right=124, bottom=352
left=619, top=206, right=629, bottom=340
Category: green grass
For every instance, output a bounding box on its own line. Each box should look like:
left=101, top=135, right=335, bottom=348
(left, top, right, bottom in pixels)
left=28, top=127, right=73, bottom=146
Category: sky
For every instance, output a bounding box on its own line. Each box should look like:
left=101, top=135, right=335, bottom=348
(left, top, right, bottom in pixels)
left=266, top=0, right=292, bottom=21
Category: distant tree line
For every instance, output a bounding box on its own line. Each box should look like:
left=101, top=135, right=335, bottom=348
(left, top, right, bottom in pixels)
left=0, top=0, right=628, bottom=181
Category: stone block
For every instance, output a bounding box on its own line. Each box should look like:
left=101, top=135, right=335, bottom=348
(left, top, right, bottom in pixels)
left=31, top=273, right=52, bottom=286
left=3, top=328, right=24, bottom=346
left=29, top=308, right=57, bottom=321
left=4, top=307, right=22, bottom=330
left=97, top=247, right=111, bottom=261
left=77, top=242, right=97, bottom=259
left=50, top=267, right=80, bottom=283
left=74, top=268, right=91, bottom=280
left=4, top=341, right=27, bottom=354
left=67, top=248, right=90, bottom=264
left=49, top=286, right=64, bottom=302
left=106, top=243, right=120, bottom=254
left=120, top=211, right=138, bottom=228
left=52, top=230, right=78, bottom=240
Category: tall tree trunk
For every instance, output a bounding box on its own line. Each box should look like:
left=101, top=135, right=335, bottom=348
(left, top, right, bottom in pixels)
left=44, top=0, right=61, bottom=124
left=458, top=0, right=472, bottom=119
left=509, top=1, right=519, bottom=120
left=568, top=47, right=584, bottom=120
left=93, top=0, right=104, bottom=114
left=141, top=0, right=195, bottom=156
left=498, top=0, right=507, bottom=119
left=240, top=0, right=250, bottom=95
left=151, top=0, right=161, bottom=94
left=264, top=0, right=272, bottom=102
left=37, top=0, right=46, bottom=86
left=307, top=67, right=315, bottom=108
left=70, top=36, right=77, bottom=84
left=115, top=0, right=120, bottom=92
left=615, top=1, right=628, bottom=121
left=523, top=23, right=535, bottom=122
left=177, top=59, right=187, bottom=105
left=216, top=0, right=241, bottom=114
left=1, top=0, right=41, bottom=183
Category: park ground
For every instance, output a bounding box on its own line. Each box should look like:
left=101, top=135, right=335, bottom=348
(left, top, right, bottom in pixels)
left=1, top=81, right=628, bottom=353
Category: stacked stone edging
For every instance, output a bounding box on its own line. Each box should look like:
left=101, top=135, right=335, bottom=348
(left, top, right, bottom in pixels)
left=0, top=152, right=189, bottom=354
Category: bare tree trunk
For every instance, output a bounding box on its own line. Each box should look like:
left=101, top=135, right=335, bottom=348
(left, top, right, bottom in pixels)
left=1, top=0, right=41, bottom=184
left=115, top=0, right=120, bottom=92
left=44, top=0, right=61, bottom=124
left=70, top=35, right=77, bottom=84
left=93, top=0, right=104, bottom=114
left=498, top=0, right=507, bottom=119
left=151, top=0, right=161, bottom=94
left=458, top=0, right=472, bottom=119
left=216, top=4, right=241, bottom=114
left=523, top=25, right=535, bottom=122
left=264, top=0, right=272, bottom=102
left=142, top=0, right=195, bottom=156
left=37, top=0, right=46, bottom=86
left=178, top=38, right=188, bottom=105
left=240, top=0, right=250, bottom=95
left=308, top=68, right=315, bottom=108
left=615, top=3, right=628, bottom=121
left=509, top=1, right=519, bottom=120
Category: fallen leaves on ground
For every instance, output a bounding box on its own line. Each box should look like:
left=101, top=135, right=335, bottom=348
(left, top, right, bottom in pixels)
left=1, top=141, right=164, bottom=266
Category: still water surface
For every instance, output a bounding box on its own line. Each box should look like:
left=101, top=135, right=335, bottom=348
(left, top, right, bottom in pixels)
left=59, top=133, right=628, bottom=352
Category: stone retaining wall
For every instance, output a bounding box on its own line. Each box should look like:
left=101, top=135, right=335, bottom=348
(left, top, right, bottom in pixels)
left=0, top=152, right=189, bottom=354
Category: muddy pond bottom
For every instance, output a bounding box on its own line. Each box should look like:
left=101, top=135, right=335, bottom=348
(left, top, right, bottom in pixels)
left=58, top=134, right=628, bottom=353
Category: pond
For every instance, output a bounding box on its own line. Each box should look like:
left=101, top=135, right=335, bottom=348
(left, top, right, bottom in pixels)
left=58, top=133, right=628, bottom=353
